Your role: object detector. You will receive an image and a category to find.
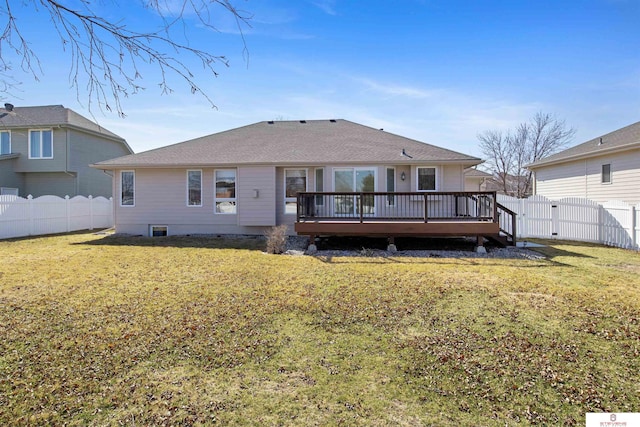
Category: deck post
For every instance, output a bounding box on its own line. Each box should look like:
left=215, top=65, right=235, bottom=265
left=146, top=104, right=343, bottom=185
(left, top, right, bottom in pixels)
left=359, top=193, right=364, bottom=223
left=423, top=194, right=428, bottom=223
left=307, top=235, right=318, bottom=253
left=492, top=191, right=498, bottom=222
left=387, top=236, right=397, bottom=252
left=475, top=235, right=487, bottom=253
left=511, top=211, right=517, bottom=245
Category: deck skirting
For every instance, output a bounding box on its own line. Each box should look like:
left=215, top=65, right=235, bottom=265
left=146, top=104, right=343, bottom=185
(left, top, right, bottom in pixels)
left=294, top=220, right=500, bottom=237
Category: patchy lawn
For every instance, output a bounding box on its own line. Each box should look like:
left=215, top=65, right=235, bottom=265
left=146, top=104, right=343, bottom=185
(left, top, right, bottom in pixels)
left=0, top=232, right=638, bottom=426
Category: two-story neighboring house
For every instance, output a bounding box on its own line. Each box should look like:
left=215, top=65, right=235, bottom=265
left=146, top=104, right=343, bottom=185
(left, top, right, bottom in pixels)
left=0, top=105, right=132, bottom=197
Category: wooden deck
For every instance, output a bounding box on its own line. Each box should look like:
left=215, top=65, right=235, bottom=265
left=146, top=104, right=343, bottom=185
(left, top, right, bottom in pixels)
left=294, top=191, right=516, bottom=246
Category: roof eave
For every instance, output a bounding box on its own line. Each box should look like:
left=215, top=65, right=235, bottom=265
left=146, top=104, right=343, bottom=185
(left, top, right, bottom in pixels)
left=92, top=157, right=482, bottom=170
left=527, top=141, right=640, bottom=169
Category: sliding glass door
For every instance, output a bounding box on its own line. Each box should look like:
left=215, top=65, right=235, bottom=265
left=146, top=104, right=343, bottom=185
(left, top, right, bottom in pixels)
left=333, top=168, right=376, bottom=216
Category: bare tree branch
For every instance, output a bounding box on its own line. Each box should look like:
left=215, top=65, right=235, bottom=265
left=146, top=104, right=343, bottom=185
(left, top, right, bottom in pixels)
left=0, top=0, right=251, bottom=116
left=477, top=129, right=514, bottom=195
left=478, top=112, right=576, bottom=198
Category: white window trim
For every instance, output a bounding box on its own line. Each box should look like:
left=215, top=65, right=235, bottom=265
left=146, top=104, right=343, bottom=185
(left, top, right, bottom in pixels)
left=284, top=168, right=308, bottom=215
left=0, top=130, right=11, bottom=155
left=186, top=169, right=203, bottom=207
left=28, top=129, right=54, bottom=159
left=601, top=164, right=612, bottom=185
left=214, top=169, right=237, bottom=214
left=120, top=170, right=135, bottom=207
left=386, top=167, right=396, bottom=206
left=416, top=166, right=439, bottom=192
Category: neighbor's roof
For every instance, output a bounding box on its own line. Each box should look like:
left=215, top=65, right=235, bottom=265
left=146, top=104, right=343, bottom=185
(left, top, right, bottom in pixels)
left=93, top=119, right=480, bottom=169
left=464, top=167, right=492, bottom=178
left=0, top=105, right=130, bottom=147
left=528, top=120, right=640, bottom=169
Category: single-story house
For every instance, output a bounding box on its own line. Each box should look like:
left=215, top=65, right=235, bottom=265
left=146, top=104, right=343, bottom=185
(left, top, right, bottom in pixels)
left=0, top=105, right=132, bottom=197
left=464, top=167, right=492, bottom=192
left=93, top=120, right=515, bottom=246
left=527, top=120, right=640, bottom=205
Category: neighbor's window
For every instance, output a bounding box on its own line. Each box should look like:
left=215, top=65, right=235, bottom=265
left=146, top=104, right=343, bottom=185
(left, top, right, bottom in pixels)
left=187, top=170, right=202, bottom=206
left=0, top=131, right=10, bottom=155
left=386, top=167, right=396, bottom=206
left=285, top=169, right=307, bottom=214
left=215, top=169, right=236, bottom=214
left=121, top=171, right=135, bottom=206
left=417, top=167, right=436, bottom=191
left=601, top=164, right=611, bottom=184
left=29, top=129, right=53, bottom=159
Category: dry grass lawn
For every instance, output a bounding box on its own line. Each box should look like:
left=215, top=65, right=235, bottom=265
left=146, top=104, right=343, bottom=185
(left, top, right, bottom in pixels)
left=0, top=232, right=639, bottom=426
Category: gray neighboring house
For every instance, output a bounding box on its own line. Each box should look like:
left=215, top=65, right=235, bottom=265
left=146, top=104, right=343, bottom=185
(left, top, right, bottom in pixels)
left=93, top=119, right=491, bottom=238
left=528, top=120, right=640, bottom=205
left=0, top=105, right=132, bottom=197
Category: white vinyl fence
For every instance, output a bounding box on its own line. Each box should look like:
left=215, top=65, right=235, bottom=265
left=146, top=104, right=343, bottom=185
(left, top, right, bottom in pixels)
left=498, top=195, right=639, bottom=250
left=0, top=195, right=113, bottom=239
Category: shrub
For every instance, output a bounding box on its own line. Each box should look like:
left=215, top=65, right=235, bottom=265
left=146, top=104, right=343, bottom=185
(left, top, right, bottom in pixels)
left=265, top=225, right=288, bottom=254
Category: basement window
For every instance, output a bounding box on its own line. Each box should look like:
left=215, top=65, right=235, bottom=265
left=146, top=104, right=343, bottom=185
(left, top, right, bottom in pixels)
left=149, top=225, right=168, bottom=237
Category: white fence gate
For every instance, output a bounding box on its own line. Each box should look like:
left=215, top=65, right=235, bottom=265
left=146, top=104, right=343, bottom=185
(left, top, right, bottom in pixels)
left=498, top=195, right=639, bottom=250
left=0, top=195, right=113, bottom=240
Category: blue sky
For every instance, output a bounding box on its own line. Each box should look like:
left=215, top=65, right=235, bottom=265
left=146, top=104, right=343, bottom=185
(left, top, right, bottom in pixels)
left=2, top=0, right=639, bottom=158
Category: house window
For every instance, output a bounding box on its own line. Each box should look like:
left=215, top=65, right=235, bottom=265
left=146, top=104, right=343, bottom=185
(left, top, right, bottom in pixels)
left=417, top=167, right=437, bottom=191
left=120, top=171, right=135, bottom=206
left=0, top=131, right=10, bottom=155
left=149, top=225, right=168, bottom=237
left=29, top=129, right=53, bottom=159
left=386, top=167, right=396, bottom=206
left=285, top=169, right=307, bottom=214
left=601, top=164, right=611, bottom=184
left=315, top=168, right=324, bottom=206
left=187, top=170, right=202, bottom=206
left=215, top=169, right=236, bottom=214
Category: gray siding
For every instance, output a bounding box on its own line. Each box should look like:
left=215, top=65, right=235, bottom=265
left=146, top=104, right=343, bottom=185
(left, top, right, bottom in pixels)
left=0, top=158, right=24, bottom=194
left=534, top=149, right=640, bottom=204
left=23, top=172, right=77, bottom=197
left=238, top=166, right=277, bottom=226
left=69, top=129, right=132, bottom=197
left=12, top=128, right=68, bottom=173
left=114, top=168, right=277, bottom=236
left=113, top=163, right=469, bottom=236
left=5, top=127, right=129, bottom=197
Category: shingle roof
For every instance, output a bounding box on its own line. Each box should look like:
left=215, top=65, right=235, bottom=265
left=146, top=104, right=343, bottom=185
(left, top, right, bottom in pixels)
left=0, top=105, right=127, bottom=143
left=528, top=120, right=640, bottom=169
left=464, top=167, right=492, bottom=178
left=93, top=119, right=480, bottom=168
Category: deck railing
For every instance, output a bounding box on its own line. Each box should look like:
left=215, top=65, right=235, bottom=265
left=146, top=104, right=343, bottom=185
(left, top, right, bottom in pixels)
left=296, top=191, right=501, bottom=223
